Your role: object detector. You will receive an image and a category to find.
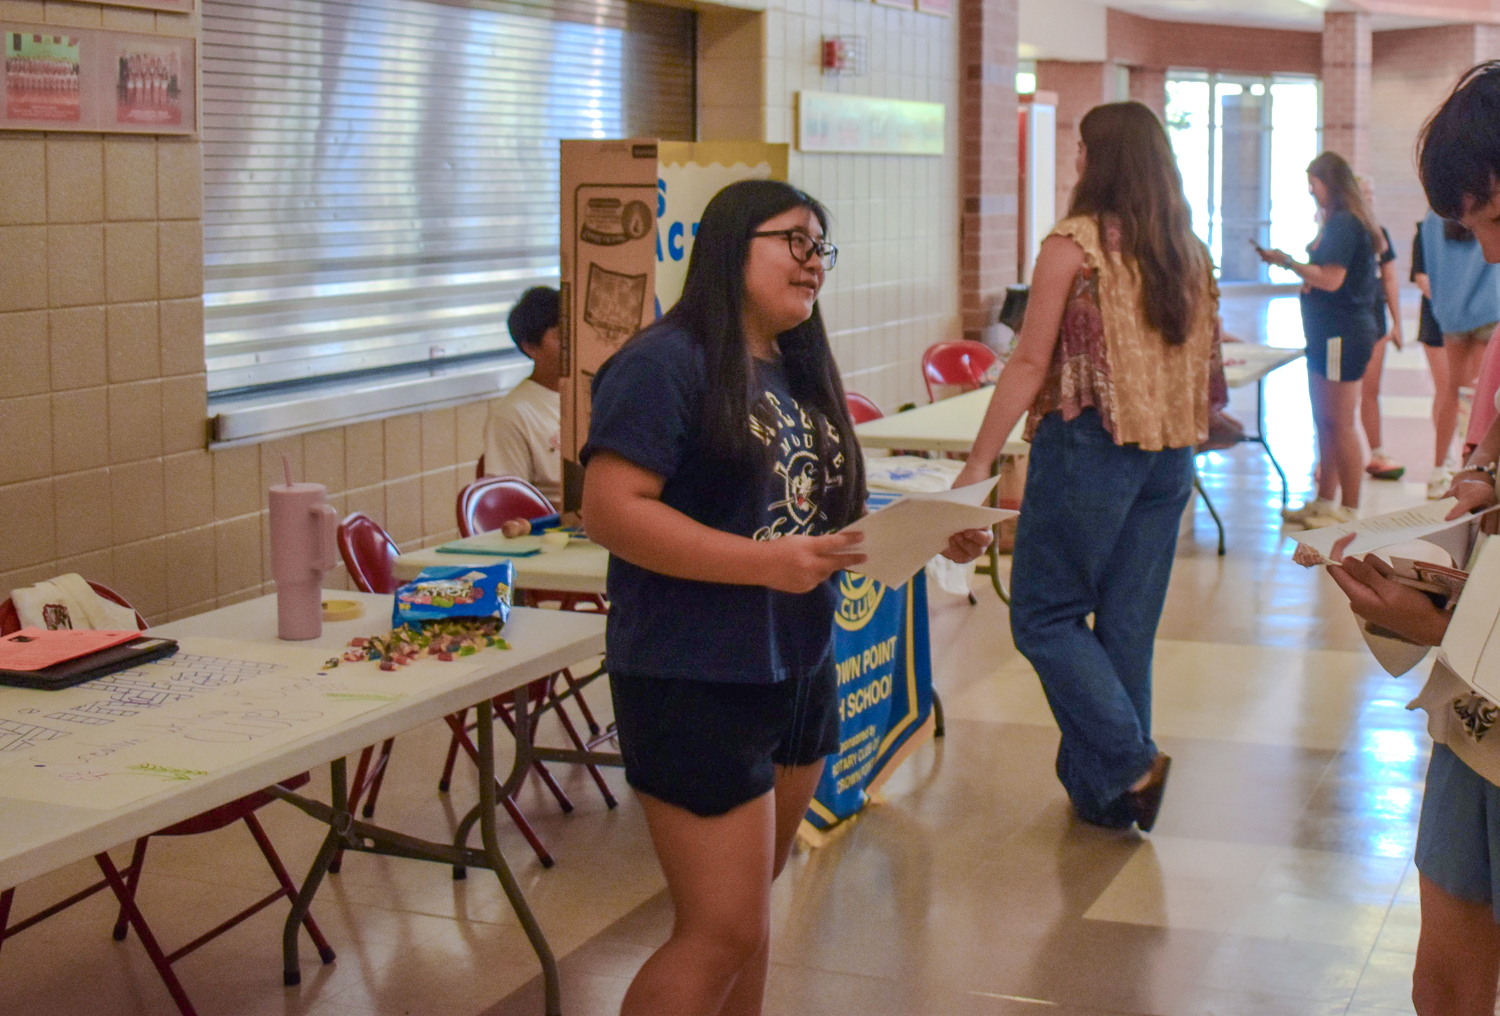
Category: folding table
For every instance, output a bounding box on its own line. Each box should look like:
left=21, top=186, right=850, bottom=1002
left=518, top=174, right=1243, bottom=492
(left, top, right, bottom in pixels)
left=854, top=389, right=1026, bottom=602
left=0, top=593, right=606, bottom=1016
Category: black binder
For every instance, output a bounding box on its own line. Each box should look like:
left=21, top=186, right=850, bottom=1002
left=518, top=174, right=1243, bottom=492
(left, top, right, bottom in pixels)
left=0, top=637, right=179, bottom=691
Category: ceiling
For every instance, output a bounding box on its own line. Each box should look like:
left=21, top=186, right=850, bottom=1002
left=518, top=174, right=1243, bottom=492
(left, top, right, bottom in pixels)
left=1106, top=0, right=1461, bottom=31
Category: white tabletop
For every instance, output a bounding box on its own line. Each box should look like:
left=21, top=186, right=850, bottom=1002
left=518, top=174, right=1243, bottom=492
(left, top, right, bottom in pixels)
left=854, top=388, right=1028, bottom=455
left=0, top=591, right=605, bottom=890
left=1223, top=343, right=1302, bottom=388
left=395, top=536, right=610, bottom=593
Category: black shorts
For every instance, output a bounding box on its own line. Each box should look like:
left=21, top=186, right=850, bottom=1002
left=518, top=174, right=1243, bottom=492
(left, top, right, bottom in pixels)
left=1418, top=298, right=1444, bottom=348
left=1305, top=327, right=1378, bottom=382
left=608, top=662, right=840, bottom=817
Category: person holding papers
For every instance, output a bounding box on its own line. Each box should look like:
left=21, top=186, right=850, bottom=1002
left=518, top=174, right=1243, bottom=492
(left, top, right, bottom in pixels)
left=954, top=101, right=1225, bottom=832
left=582, top=178, right=989, bottom=1016
left=1305, top=63, right=1500, bottom=1016
left=1259, top=151, right=1385, bottom=528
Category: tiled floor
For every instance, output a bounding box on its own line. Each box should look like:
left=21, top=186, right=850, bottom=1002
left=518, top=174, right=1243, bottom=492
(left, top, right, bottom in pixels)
left=0, top=291, right=1465, bottom=1015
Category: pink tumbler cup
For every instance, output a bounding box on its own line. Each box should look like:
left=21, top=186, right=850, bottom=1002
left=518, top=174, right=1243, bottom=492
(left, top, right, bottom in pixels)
left=270, top=481, right=339, bottom=640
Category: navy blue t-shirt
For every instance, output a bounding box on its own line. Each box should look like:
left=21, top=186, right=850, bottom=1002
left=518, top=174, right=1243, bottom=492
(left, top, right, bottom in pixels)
left=1299, top=210, right=1379, bottom=343
left=581, top=324, right=847, bottom=684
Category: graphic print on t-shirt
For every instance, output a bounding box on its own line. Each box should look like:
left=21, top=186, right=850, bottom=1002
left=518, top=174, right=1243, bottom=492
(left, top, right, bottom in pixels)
left=749, top=391, right=844, bottom=541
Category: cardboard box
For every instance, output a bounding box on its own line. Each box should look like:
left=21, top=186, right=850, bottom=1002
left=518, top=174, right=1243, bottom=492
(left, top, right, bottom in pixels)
left=558, top=139, right=789, bottom=510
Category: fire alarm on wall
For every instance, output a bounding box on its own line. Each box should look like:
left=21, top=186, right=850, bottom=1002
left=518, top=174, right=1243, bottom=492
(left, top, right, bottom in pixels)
left=821, top=35, right=867, bottom=77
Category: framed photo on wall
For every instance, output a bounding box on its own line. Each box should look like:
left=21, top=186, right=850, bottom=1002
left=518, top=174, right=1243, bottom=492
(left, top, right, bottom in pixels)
left=1, top=24, right=195, bottom=134
left=99, top=0, right=193, bottom=12
left=101, top=32, right=193, bottom=132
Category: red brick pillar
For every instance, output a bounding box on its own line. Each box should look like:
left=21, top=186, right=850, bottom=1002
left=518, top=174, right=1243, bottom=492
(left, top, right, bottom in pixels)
left=1129, top=66, right=1167, bottom=123
left=1322, top=11, right=1372, bottom=173
left=958, top=0, right=1021, bottom=343
left=1035, top=61, right=1117, bottom=223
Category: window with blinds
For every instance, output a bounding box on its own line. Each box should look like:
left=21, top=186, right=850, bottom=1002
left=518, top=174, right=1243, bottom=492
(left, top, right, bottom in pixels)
left=201, top=0, right=695, bottom=394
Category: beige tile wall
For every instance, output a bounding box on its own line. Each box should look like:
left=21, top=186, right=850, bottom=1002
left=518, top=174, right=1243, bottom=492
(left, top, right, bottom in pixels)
left=701, top=0, right=962, bottom=413
left=0, top=0, right=963, bottom=623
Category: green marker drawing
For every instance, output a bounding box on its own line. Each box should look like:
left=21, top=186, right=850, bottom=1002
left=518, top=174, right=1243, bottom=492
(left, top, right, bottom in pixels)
left=128, top=763, right=209, bottom=781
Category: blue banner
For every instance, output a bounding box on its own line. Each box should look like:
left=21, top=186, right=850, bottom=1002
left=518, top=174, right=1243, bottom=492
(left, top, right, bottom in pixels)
left=804, top=571, right=933, bottom=832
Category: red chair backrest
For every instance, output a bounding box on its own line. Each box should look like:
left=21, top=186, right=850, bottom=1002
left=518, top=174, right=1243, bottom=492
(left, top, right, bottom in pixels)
left=338, top=512, right=401, bottom=594
left=0, top=580, right=146, bottom=635
left=476, top=453, right=486, bottom=480
left=921, top=341, right=998, bottom=401
left=845, top=391, right=884, bottom=424
left=458, top=476, right=554, bottom=538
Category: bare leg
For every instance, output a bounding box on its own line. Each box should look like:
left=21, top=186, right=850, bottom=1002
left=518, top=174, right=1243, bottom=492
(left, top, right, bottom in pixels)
left=1309, top=371, right=1365, bottom=508
left=621, top=791, right=777, bottom=1016
left=1413, top=873, right=1500, bottom=1015
left=719, top=761, right=826, bottom=1016
left=1452, top=339, right=1489, bottom=449
left=1434, top=341, right=1461, bottom=466
left=1361, top=337, right=1388, bottom=451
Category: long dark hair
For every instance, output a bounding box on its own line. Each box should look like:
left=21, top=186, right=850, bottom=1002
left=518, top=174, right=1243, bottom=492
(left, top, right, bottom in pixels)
left=1307, top=151, right=1386, bottom=253
left=1069, top=101, right=1209, bottom=347
left=1420, top=61, right=1500, bottom=221
left=659, top=178, right=865, bottom=529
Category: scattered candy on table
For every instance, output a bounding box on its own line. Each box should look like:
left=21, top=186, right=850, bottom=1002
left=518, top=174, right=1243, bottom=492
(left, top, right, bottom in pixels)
left=325, top=618, right=510, bottom=671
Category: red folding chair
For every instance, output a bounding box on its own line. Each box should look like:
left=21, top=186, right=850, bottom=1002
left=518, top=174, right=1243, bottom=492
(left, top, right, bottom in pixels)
left=451, top=476, right=616, bottom=810
left=336, top=512, right=558, bottom=867
left=0, top=582, right=332, bottom=1016
left=921, top=340, right=998, bottom=402
left=845, top=391, right=885, bottom=424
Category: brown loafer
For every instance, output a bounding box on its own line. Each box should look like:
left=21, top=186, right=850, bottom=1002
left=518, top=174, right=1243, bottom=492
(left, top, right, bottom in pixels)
left=1125, top=753, right=1172, bottom=833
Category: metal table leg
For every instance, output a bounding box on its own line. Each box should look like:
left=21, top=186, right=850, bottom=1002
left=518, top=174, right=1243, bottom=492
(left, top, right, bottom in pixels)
left=1193, top=464, right=1226, bottom=556
left=477, top=699, right=563, bottom=1016
left=1254, top=376, right=1289, bottom=506
left=269, top=692, right=594, bottom=1014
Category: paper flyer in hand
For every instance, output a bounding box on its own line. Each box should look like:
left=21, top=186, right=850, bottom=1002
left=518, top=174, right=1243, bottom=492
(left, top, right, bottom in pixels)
left=1438, top=537, right=1500, bottom=701
left=1289, top=499, right=1497, bottom=565
left=837, top=476, right=1016, bottom=588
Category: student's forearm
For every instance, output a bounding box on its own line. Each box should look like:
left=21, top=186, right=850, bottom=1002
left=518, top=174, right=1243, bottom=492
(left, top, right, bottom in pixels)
left=1464, top=417, right=1500, bottom=470
left=587, top=495, right=774, bottom=586
left=967, top=358, right=1048, bottom=471
left=1288, top=261, right=1346, bottom=291
left=1381, top=267, right=1401, bottom=333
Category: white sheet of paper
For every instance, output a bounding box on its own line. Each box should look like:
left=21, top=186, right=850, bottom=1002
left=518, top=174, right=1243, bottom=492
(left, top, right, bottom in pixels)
left=1289, top=499, right=1495, bottom=563
left=1360, top=621, right=1431, bottom=677
left=0, top=637, right=414, bottom=810
left=837, top=476, right=1016, bottom=588
left=1438, top=537, right=1500, bottom=701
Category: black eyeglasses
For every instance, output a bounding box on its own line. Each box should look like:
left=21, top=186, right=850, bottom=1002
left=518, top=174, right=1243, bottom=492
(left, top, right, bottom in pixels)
left=752, top=229, right=838, bottom=270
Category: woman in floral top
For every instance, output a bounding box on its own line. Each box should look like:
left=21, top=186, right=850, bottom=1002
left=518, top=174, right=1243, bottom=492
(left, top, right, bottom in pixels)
left=955, top=101, right=1224, bottom=832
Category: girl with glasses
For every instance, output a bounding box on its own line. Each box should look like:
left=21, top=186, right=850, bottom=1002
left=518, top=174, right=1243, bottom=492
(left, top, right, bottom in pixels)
left=582, top=178, right=988, bottom=1015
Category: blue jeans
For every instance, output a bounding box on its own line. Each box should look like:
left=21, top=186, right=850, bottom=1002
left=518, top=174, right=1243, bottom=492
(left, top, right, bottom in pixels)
left=1010, top=409, right=1193, bottom=824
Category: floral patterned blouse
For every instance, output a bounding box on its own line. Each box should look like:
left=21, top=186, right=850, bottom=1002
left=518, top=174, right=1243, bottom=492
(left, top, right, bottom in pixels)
left=1025, top=215, right=1226, bottom=451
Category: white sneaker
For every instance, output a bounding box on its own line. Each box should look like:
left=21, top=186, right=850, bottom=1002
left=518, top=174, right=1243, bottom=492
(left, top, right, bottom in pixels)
left=1428, top=467, right=1454, bottom=500
left=1299, top=503, right=1356, bottom=529
left=1282, top=499, right=1333, bottom=525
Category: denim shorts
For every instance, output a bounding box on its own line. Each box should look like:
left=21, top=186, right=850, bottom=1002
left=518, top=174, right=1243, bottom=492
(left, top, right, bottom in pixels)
left=1415, top=742, right=1500, bottom=919
left=608, top=662, right=840, bottom=817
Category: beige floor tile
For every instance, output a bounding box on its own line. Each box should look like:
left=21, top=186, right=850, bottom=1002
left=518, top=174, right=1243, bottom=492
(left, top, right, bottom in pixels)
left=1347, top=948, right=1419, bottom=1013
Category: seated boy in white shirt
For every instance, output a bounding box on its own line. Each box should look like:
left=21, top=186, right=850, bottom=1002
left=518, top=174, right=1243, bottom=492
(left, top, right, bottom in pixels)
left=483, top=287, right=563, bottom=506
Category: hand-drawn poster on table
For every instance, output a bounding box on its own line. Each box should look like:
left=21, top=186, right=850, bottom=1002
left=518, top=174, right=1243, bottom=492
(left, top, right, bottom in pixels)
left=1, top=24, right=195, bottom=134
left=802, top=572, right=934, bottom=840
left=0, top=637, right=403, bottom=810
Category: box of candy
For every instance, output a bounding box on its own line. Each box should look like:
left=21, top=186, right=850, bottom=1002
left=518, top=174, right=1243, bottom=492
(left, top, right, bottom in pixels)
left=392, top=562, right=513, bottom=629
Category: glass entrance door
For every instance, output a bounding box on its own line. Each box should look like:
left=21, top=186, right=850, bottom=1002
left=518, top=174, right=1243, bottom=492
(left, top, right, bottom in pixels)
left=1165, top=73, right=1320, bottom=282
